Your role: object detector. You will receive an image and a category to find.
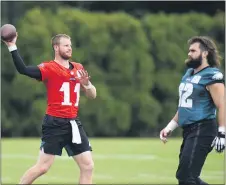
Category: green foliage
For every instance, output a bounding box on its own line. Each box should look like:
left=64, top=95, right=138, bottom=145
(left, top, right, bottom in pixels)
left=1, top=8, right=224, bottom=137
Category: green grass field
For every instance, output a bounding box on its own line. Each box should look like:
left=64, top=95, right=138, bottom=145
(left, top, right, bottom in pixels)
left=1, top=138, right=225, bottom=184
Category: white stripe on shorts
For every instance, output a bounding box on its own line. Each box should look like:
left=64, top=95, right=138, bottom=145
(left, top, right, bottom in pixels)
left=70, top=120, right=82, bottom=144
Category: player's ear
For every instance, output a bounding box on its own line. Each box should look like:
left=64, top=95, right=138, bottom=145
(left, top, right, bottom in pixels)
left=202, top=51, right=208, bottom=58
left=53, top=44, right=58, bottom=52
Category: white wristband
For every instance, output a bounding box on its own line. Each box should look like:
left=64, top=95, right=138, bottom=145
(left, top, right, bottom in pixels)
left=219, top=126, right=225, bottom=133
left=165, top=120, right=179, bottom=132
left=83, top=82, right=93, bottom=90
left=8, top=45, right=17, bottom=52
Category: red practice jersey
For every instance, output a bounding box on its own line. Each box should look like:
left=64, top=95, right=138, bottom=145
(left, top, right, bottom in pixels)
left=38, top=61, right=84, bottom=118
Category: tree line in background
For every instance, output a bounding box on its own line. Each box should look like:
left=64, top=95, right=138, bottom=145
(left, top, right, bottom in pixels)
left=1, top=1, right=224, bottom=25
left=1, top=7, right=225, bottom=137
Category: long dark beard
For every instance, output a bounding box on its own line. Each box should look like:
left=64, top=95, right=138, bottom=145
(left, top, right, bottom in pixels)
left=185, top=55, right=202, bottom=69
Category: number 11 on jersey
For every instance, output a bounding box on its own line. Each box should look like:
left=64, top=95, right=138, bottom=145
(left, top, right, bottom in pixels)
left=60, top=82, right=80, bottom=106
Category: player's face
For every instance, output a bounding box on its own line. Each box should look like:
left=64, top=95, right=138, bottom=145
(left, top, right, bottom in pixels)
left=57, top=38, right=72, bottom=60
left=185, top=43, right=202, bottom=69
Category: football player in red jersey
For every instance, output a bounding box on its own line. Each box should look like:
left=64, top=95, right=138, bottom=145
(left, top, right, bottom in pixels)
left=3, top=33, right=96, bottom=184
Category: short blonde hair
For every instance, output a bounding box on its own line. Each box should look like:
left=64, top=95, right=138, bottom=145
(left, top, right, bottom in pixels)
left=51, top=34, right=71, bottom=48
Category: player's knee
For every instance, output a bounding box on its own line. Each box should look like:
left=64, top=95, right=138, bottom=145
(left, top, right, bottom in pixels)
left=80, top=160, right=94, bottom=173
left=176, top=173, right=198, bottom=185
left=176, top=170, right=188, bottom=182
left=176, top=169, right=183, bottom=180
left=37, top=164, right=50, bottom=175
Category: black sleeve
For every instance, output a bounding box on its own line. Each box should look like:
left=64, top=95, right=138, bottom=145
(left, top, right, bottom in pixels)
left=10, top=50, right=42, bottom=80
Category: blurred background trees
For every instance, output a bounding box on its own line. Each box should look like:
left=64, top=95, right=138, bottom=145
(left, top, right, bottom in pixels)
left=1, top=1, right=225, bottom=137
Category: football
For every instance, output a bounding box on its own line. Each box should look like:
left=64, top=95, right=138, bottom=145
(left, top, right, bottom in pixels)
left=1, top=24, right=17, bottom=42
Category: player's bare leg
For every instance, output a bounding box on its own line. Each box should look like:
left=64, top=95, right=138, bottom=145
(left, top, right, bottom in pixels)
left=73, top=151, right=94, bottom=184
left=19, top=150, right=55, bottom=184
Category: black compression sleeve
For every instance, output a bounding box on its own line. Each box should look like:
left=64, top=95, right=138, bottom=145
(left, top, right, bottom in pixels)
left=10, top=50, right=42, bottom=80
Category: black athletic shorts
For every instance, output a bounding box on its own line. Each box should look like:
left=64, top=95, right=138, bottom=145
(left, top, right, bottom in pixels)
left=40, top=114, right=92, bottom=156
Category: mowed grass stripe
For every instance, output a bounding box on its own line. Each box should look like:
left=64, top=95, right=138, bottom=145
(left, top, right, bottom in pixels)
left=1, top=138, right=224, bottom=184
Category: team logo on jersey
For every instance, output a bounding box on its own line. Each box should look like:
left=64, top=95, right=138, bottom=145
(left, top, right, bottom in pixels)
left=70, top=71, right=76, bottom=80
left=191, top=75, right=201, bottom=84
left=212, top=72, right=223, bottom=80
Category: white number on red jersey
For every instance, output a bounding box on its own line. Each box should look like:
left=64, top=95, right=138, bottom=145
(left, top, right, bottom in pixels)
left=59, top=82, right=80, bottom=106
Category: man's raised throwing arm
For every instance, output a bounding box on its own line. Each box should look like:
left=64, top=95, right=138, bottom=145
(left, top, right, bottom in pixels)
left=3, top=33, right=42, bottom=80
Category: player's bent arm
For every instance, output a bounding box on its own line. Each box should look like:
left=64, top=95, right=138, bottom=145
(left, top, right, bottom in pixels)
left=165, top=111, right=179, bottom=132
left=8, top=45, right=42, bottom=80
left=208, top=83, right=225, bottom=131
left=82, top=81, right=97, bottom=99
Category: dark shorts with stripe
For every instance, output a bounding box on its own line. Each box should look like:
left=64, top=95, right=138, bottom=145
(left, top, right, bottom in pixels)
left=176, top=119, right=217, bottom=185
left=40, top=114, right=92, bottom=156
